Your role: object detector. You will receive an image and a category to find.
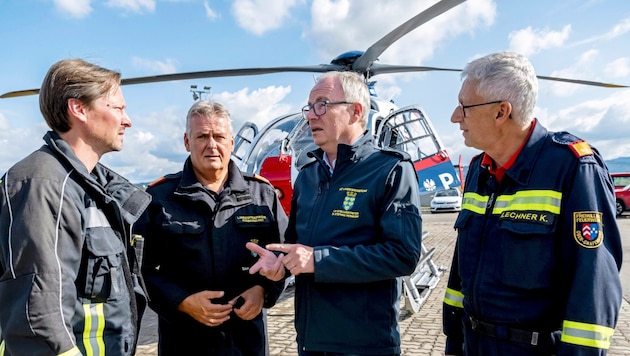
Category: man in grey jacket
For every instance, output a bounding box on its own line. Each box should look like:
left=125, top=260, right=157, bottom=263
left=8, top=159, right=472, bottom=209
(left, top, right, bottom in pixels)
left=0, top=58, right=151, bottom=356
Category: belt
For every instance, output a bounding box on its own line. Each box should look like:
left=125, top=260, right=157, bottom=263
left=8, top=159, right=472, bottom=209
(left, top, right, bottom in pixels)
left=468, top=316, right=547, bottom=346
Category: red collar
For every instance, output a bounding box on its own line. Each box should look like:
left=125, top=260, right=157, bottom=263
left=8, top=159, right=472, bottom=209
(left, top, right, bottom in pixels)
left=482, top=119, right=537, bottom=182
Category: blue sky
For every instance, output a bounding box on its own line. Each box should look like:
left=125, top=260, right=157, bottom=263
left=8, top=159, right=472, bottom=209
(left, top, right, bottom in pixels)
left=1, top=0, right=629, bottom=183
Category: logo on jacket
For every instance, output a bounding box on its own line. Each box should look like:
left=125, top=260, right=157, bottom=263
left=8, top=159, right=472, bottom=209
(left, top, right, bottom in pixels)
left=573, top=212, right=603, bottom=248
left=331, top=187, right=367, bottom=219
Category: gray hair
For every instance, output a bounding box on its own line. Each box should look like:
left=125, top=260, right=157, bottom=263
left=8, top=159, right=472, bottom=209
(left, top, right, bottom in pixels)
left=185, top=100, right=233, bottom=136
left=461, top=51, right=538, bottom=126
left=39, top=58, right=121, bottom=133
left=316, top=71, right=370, bottom=129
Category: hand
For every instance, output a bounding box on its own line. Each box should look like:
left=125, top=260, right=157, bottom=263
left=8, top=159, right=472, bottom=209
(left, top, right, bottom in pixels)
left=266, top=243, right=314, bottom=276
left=177, top=290, right=232, bottom=327
left=231, top=285, right=265, bottom=321
left=246, top=242, right=286, bottom=281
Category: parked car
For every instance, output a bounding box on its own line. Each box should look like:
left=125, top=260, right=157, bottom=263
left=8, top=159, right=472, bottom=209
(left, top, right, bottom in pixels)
left=430, top=188, right=462, bottom=213
left=612, top=172, right=630, bottom=216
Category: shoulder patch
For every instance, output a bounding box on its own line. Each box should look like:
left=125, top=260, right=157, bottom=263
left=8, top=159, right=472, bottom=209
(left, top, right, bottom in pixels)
left=573, top=211, right=603, bottom=248
left=242, top=172, right=272, bottom=185
left=551, top=131, right=593, bottom=158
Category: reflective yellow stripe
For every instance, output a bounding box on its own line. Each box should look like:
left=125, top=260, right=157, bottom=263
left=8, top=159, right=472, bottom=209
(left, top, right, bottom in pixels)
left=462, top=193, right=488, bottom=214
left=0, top=339, right=5, bottom=356
left=443, top=287, right=464, bottom=309
left=58, top=346, right=81, bottom=356
left=82, top=303, right=106, bottom=356
left=561, top=320, right=614, bottom=349
left=493, top=190, right=562, bottom=215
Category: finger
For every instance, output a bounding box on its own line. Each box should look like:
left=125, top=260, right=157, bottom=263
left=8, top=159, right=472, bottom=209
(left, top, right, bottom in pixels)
left=246, top=242, right=270, bottom=256
left=249, top=259, right=265, bottom=274
left=266, top=243, right=292, bottom=253
left=201, top=290, right=224, bottom=300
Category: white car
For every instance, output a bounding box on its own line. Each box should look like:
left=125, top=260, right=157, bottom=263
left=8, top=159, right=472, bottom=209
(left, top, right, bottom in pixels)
left=430, top=188, right=462, bottom=213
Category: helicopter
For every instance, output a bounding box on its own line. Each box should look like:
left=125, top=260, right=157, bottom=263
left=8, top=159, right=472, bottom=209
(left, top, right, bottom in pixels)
left=2, top=0, right=628, bottom=312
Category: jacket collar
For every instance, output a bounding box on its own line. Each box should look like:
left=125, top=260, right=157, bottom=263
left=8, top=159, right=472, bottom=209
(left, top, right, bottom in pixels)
left=44, top=131, right=151, bottom=223
left=497, top=119, right=548, bottom=186
left=309, top=131, right=374, bottom=167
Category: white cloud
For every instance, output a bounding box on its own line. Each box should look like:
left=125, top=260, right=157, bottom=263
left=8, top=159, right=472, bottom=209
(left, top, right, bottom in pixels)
left=54, top=0, right=92, bottom=18
left=232, top=0, right=300, bottom=36
left=605, top=58, right=630, bottom=78
left=204, top=0, right=219, bottom=20
left=131, top=57, right=178, bottom=74
left=508, top=25, right=571, bottom=56
left=545, top=49, right=599, bottom=96
left=106, top=0, right=156, bottom=13
left=213, top=85, right=294, bottom=129
left=307, top=0, right=495, bottom=70
left=539, top=90, right=630, bottom=160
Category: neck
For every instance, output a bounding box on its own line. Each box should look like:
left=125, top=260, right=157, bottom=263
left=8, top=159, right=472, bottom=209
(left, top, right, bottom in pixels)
left=194, top=167, right=229, bottom=193
left=58, top=131, right=100, bottom=172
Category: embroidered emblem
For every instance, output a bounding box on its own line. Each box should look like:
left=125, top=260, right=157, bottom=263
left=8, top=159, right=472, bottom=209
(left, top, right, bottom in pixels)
left=331, top=187, right=367, bottom=219
left=250, top=238, right=259, bottom=257
left=573, top=211, right=603, bottom=248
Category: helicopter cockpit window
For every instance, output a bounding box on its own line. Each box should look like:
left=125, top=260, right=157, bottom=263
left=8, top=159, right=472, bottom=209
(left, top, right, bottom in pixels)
left=242, top=115, right=302, bottom=174
left=376, top=108, right=440, bottom=162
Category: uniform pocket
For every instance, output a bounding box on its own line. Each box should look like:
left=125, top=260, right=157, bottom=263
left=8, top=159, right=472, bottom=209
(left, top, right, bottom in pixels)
left=82, top=231, right=125, bottom=302
left=497, top=220, right=557, bottom=289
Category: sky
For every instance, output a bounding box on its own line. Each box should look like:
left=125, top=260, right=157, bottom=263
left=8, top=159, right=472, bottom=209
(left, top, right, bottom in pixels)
left=1, top=0, right=629, bottom=183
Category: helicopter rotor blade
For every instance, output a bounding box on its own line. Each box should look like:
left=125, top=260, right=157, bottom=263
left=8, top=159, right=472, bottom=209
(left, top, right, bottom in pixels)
left=367, top=64, right=629, bottom=88
left=352, top=0, right=467, bottom=73
left=0, top=64, right=345, bottom=99
left=536, top=75, right=628, bottom=88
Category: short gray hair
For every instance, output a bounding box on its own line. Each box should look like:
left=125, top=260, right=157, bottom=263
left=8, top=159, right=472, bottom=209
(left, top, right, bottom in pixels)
left=316, top=71, right=370, bottom=129
left=461, top=51, right=538, bottom=126
left=185, top=101, right=233, bottom=135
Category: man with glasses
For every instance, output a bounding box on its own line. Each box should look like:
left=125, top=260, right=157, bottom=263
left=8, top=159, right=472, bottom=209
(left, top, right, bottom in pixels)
left=247, top=71, right=423, bottom=355
left=443, top=51, right=622, bottom=355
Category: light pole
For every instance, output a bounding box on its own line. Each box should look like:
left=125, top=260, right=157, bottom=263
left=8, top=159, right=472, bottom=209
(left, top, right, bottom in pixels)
left=190, top=85, right=212, bottom=101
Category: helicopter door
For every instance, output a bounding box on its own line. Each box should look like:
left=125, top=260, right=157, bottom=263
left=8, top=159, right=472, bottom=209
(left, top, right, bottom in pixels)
left=375, top=105, right=460, bottom=194
left=232, top=122, right=258, bottom=167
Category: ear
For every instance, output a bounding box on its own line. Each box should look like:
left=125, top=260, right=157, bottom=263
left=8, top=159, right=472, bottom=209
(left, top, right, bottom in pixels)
left=495, top=101, right=513, bottom=122
left=349, top=102, right=363, bottom=124
left=184, top=133, right=191, bottom=152
left=68, top=98, right=88, bottom=123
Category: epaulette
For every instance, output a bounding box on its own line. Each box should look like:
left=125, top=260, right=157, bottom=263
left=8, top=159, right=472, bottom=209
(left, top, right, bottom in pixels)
left=243, top=172, right=272, bottom=185
left=147, top=172, right=181, bottom=188
left=253, top=173, right=271, bottom=185
left=551, top=131, right=593, bottom=158
left=148, top=176, right=167, bottom=188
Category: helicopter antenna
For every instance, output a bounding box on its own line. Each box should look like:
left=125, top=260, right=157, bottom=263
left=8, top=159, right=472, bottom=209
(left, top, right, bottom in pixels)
left=190, top=85, right=212, bottom=101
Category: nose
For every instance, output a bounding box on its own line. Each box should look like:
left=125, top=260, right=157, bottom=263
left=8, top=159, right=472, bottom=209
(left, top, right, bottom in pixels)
left=122, top=112, right=132, bottom=127
left=450, top=106, right=463, bottom=123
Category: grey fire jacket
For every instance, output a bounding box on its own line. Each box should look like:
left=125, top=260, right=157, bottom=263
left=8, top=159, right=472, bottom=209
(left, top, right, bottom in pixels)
left=0, top=131, right=151, bottom=356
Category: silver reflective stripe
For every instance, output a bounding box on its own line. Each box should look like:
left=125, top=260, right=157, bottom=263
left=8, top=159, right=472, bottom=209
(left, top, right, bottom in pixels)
left=56, top=172, right=77, bottom=346
left=3, top=173, right=15, bottom=279
left=86, top=207, right=111, bottom=229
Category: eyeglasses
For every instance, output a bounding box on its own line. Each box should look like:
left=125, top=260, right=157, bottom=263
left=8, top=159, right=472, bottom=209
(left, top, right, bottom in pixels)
left=457, top=100, right=504, bottom=118
left=301, top=100, right=353, bottom=117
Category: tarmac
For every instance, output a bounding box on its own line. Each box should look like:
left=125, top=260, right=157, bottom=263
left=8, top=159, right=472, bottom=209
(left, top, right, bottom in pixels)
left=134, top=214, right=630, bottom=356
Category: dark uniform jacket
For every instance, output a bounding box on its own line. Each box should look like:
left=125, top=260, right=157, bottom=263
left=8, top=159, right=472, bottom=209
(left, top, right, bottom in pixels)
left=138, top=158, right=287, bottom=355
left=286, top=134, right=423, bottom=355
left=443, top=120, right=623, bottom=355
left=0, top=131, right=151, bottom=356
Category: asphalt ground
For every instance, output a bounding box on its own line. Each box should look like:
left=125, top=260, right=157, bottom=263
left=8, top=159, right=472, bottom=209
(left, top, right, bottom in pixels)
left=134, top=213, right=630, bottom=355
